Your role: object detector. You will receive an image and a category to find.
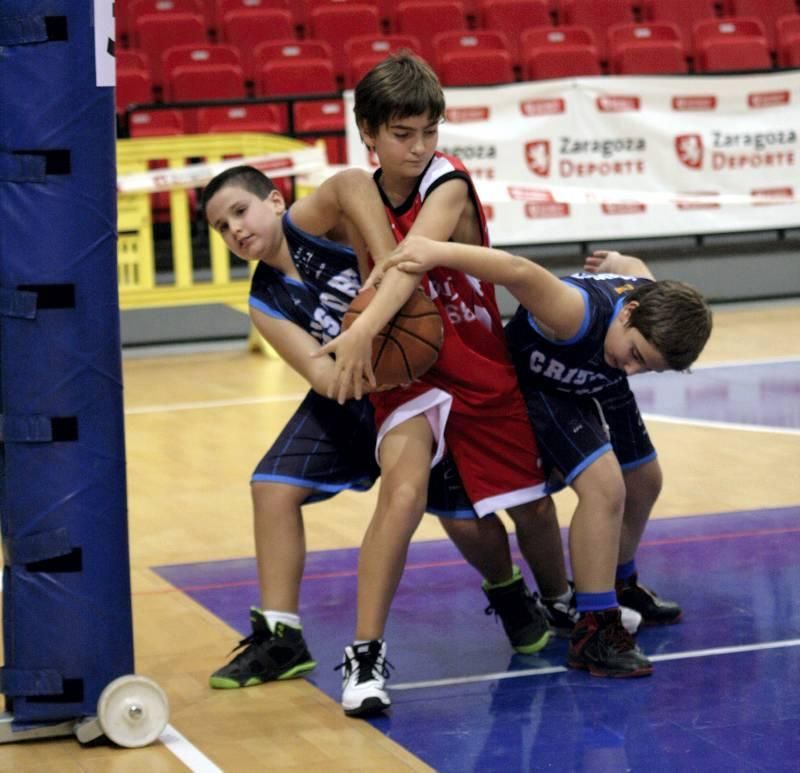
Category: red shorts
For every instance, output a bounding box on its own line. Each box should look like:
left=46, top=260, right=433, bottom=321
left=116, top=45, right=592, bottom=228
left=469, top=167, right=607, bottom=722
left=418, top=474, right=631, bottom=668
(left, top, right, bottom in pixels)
left=371, top=384, right=545, bottom=516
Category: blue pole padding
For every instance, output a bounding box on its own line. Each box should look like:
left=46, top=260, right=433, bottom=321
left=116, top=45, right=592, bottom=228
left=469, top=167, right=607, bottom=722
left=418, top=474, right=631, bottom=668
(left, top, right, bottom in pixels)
left=0, top=1, right=134, bottom=722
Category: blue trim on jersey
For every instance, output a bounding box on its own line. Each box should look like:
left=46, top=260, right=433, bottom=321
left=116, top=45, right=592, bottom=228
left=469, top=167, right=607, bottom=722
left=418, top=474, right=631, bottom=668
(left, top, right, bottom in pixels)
left=249, top=295, right=288, bottom=319
left=251, top=472, right=374, bottom=496
left=619, top=449, right=658, bottom=471
left=563, top=443, right=613, bottom=485
left=427, top=506, right=481, bottom=520
left=526, top=285, right=591, bottom=346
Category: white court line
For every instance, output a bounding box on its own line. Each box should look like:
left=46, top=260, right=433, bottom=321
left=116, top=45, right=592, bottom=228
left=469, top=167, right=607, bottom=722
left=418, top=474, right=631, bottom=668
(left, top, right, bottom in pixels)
left=125, top=393, right=306, bottom=415
left=159, top=723, right=223, bottom=772
left=643, top=413, right=800, bottom=436
left=391, top=638, right=800, bottom=691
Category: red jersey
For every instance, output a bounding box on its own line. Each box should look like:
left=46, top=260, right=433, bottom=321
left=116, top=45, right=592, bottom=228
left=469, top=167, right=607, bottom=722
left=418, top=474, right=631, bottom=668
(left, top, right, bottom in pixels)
left=371, top=152, right=522, bottom=416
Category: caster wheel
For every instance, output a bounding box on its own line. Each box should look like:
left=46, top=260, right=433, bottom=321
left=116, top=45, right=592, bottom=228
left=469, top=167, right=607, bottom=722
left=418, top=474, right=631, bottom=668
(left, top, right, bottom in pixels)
left=97, top=675, right=169, bottom=748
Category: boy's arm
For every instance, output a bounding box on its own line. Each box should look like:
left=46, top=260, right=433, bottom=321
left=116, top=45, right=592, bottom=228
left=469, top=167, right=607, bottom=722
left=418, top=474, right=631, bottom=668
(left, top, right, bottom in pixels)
left=384, top=236, right=587, bottom=339
left=250, top=308, right=371, bottom=399
left=583, top=250, right=655, bottom=280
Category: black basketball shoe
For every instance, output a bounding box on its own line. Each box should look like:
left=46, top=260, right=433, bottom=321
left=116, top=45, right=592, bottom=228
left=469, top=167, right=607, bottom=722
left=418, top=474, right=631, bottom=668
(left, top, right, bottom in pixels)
left=209, top=608, right=316, bottom=689
left=616, top=573, right=683, bottom=625
left=567, top=608, right=653, bottom=678
left=483, top=573, right=551, bottom=654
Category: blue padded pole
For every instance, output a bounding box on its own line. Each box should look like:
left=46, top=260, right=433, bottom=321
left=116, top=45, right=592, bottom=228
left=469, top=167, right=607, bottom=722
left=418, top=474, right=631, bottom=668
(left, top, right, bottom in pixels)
left=0, top=1, right=134, bottom=722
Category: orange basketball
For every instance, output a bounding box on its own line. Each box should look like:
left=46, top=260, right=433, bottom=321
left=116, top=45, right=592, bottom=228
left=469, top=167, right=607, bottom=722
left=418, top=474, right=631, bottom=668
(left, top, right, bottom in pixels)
left=341, top=287, right=444, bottom=387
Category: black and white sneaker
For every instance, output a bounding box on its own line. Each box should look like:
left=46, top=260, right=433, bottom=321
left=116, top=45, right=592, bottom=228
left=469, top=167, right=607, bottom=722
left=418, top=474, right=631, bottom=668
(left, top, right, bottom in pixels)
left=616, top=573, right=682, bottom=625
left=338, top=640, right=392, bottom=717
left=537, top=583, right=642, bottom=637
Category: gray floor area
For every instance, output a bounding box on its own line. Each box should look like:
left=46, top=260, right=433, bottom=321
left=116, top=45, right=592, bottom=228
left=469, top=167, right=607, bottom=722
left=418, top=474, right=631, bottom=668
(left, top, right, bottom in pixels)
left=121, top=228, right=800, bottom=348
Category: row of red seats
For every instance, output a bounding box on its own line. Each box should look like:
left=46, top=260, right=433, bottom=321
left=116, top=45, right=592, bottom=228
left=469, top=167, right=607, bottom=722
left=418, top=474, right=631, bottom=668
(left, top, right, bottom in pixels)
left=118, top=14, right=800, bottom=117
left=117, top=0, right=800, bottom=54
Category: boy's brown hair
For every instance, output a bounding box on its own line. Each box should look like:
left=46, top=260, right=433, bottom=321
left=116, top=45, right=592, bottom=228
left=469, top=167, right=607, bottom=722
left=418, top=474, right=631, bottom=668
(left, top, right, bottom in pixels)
left=201, top=165, right=277, bottom=217
left=626, top=280, right=712, bottom=371
left=353, top=51, right=445, bottom=137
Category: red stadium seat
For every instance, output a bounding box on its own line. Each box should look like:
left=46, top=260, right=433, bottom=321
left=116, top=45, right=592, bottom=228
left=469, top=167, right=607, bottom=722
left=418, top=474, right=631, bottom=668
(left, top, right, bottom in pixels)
left=116, top=68, right=154, bottom=117
left=612, top=40, right=689, bottom=74
left=523, top=42, right=602, bottom=80
left=127, top=108, right=187, bottom=137
left=212, top=0, right=292, bottom=35
left=559, top=0, right=636, bottom=62
left=132, top=12, right=207, bottom=88
left=607, top=22, right=687, bottom=73
left=724, top=0, right=798, bottom=52
left=196, top=103, right=287, bottom=134
left=218, top=8, right=296, bottom=82
left=117, top=49, right=150, bottom=71
left=477, top=0, right=552, bottom=69
left=162, top=43, right=242, bottom=88
left=344, top=34, right=423, bottom=87
left=692, top=15, right=770, bottom=69
left=307, top=4, right=382, bottom=85
left=641, top=0, right=719, bottom=56
left=439, top=48, right=515, bottom=85
left=393, top=1, right=468, bottom=66
left=776, top=14, right=800, bottom=67
left=165, top=62, right=247, bottom=102
left=293, top=99, right=347, bottom=164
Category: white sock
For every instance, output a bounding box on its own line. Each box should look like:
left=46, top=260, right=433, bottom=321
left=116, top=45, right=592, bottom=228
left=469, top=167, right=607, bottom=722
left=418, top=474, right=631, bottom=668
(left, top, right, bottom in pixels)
left=545, top=587, right=573, bottom=604
left=263, top=610, right=301, bottom=632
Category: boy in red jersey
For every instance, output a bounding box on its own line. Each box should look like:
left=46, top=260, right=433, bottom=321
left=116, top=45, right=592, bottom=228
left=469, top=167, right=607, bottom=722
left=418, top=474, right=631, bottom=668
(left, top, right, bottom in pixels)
left=316, top=53, right=566, bottom=717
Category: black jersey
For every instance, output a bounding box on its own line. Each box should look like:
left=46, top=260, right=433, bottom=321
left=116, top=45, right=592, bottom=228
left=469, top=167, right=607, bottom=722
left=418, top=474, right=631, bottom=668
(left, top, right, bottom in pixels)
left=505, top=272, right=653, bottom=397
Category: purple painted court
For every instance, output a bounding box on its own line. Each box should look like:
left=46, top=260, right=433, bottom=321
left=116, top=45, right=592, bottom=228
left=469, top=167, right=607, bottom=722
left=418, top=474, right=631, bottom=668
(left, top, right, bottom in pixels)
left=155, top=359, right=800, bottom=771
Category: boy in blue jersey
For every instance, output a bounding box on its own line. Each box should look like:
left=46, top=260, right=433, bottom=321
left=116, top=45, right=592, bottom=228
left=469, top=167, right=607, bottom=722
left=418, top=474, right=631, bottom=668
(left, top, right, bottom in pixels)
left=373, top=236, right=713, bottom=677
left=200, top=165, right=558, bottom=691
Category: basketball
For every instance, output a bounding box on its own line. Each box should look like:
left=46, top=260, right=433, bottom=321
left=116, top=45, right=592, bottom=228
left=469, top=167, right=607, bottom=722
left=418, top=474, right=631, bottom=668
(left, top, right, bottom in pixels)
left=341, top=287, right=444, bottom=387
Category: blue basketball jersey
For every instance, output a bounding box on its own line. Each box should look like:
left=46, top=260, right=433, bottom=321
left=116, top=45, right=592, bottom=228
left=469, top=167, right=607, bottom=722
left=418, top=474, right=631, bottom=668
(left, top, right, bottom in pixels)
left=505, top=272, right=653, bottom=397
left=248, top=211, right=361, bottom=343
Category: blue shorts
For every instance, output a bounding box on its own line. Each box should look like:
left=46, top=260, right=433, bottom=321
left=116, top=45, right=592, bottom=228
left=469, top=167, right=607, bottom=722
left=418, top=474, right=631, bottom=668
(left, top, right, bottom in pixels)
left=522, top=383, right=656, bottom=493
left=253, top=390, right=478, bottom=518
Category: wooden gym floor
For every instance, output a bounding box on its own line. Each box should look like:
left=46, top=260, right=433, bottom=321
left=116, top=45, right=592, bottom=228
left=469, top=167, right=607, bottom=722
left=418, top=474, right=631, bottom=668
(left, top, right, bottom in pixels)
left=1, top=300, right=799, bottom=771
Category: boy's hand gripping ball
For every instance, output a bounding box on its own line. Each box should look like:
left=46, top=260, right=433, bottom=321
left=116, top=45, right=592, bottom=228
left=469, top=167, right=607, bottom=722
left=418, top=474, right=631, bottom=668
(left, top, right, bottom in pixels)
left=342, top=287, right=443, bottom=387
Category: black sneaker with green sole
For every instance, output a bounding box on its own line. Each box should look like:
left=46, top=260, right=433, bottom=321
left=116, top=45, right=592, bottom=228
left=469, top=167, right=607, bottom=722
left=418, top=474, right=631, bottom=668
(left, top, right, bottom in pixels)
left=210, top=608, right=317, bottom=689
left=483, top=574, right=551, bottom=654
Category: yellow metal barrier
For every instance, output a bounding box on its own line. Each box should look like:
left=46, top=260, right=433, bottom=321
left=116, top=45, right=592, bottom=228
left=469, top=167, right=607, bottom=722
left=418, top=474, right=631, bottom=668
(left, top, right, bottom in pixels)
left=117, top=132, right=318, bottom=353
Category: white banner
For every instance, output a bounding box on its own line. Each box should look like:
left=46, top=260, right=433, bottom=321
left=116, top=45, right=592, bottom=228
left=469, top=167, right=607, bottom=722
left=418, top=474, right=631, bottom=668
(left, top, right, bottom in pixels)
left=344, top=71, right=800, bottom=245
left=116, top=146, right=327, bottom=193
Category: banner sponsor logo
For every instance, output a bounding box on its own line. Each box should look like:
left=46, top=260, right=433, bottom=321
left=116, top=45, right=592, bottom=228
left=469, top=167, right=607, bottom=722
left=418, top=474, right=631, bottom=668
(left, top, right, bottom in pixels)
left=525, top=201, right=570, bottom=218
left=751, top=187, right=794, bottom=205
left=601, top=202, right=646, bottom=215
left=671, top=95, right=717, bottom=111
left=559, top=136, right=647, bottom=177
left=525, top=140, right=551, bottom=176
left=674, top=191, right=721, bottom=210
left=508, top=186, right=554, bottom=201
left=675, top=134, right=704, bottom=169
left=711, top=130, right=796, bottom=170
left=596, top=96, right=641, bottom=112
left=520, top=98, right=565, bottom=116
left=445, top=106, right=491, bottom=122
left=747, top=91, right=790, bottom=108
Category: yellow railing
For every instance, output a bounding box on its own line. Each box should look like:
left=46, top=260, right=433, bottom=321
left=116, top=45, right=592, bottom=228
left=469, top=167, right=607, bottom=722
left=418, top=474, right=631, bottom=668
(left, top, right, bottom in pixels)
left=117, top=132, right=314, bottom=312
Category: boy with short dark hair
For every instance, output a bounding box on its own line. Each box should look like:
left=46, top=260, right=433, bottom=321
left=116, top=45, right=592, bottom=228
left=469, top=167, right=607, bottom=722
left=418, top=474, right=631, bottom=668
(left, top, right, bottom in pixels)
left=316, top=53, right=568, bottom=715
left=375, top=236, right=713, bottom=677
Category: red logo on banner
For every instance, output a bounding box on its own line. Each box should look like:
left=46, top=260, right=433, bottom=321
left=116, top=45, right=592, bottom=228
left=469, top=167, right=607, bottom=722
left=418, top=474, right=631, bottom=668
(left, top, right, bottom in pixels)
left=483, top=204, right=494, bottom=220
left=520, top=98, right=565, bottom=116
left=601, top=202, right=646, bottom=215
left=747, top=91, right=790, bottom=108
left=751, top=187, right=794, bottom=205
left=525, top=202, right=570, bottom=218
left=596, top=96, right=640, bottom=112
left=445, top=106, right=491, bottom=123
left=508, top=186, right=554, bottom=201
left=671, top=95, right=717, bottom=111
left=525, top=141, right=551, bottom=176
left=674, top=191, right=721, bottom=210
left=675, top=134, right=704, bottom=169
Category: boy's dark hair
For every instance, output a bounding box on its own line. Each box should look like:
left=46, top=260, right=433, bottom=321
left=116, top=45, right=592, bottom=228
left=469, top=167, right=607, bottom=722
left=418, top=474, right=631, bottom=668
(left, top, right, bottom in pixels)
left=200, top=165, right=277, bottom=216
left=626, top=280, right=712, bottom=371
left=354, top=51, right=445, bottom=137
